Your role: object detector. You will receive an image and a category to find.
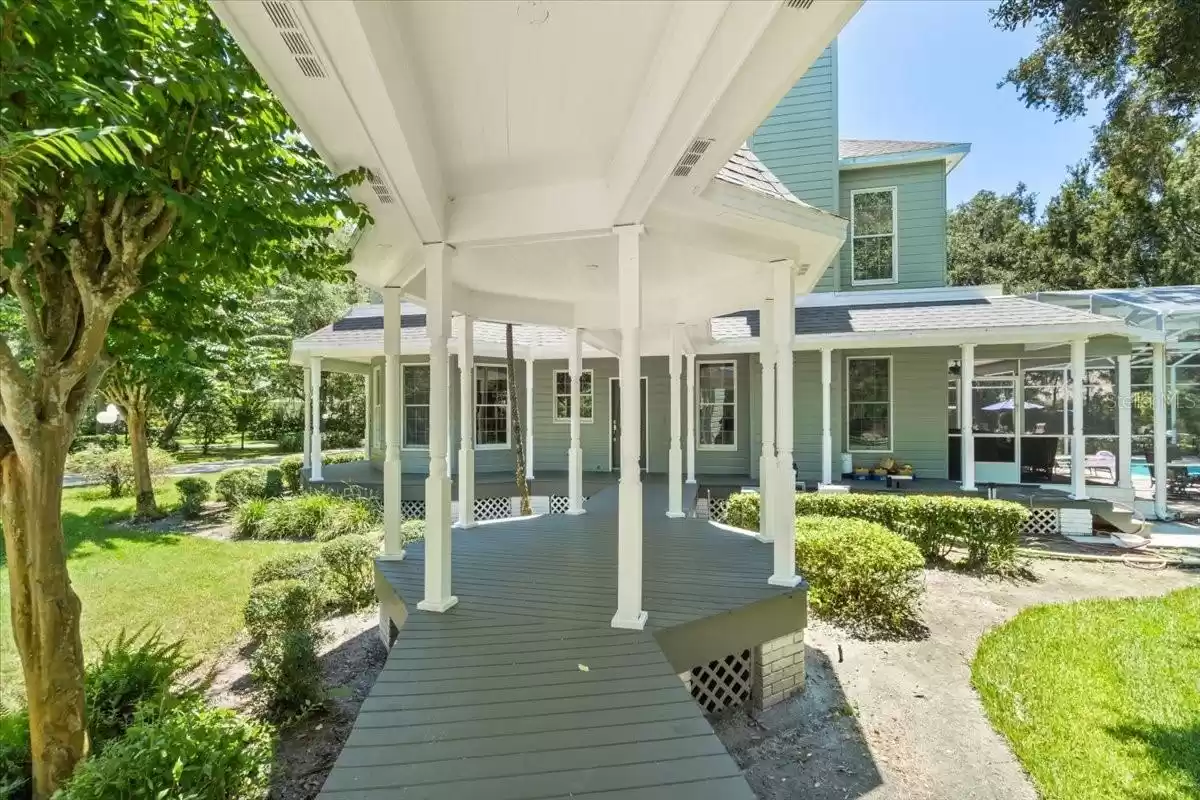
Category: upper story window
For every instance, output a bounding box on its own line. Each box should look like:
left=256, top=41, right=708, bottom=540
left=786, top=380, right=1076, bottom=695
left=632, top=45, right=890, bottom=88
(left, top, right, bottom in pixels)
left=553, top=369, right=593, bottom=422
left=850, top=187, right=897, bottom=285
left=475, top=364, right=509, bottom=448
left=697, top=360, right=737, bottom=450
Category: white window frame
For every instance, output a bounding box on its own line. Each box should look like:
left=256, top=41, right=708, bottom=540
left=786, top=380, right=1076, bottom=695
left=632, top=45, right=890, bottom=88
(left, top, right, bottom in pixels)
left=400, top=362, right=431, bottom=450
left=474, top=363, right=511, bottom=450
left=850, top=186, right=899, bottom=286
left=552, top=368, right=594, bottom=423
left=845, top=355, right=894, bottom=453
left=371, top=365, right=383, bottom=451
left=696, top=359, right=738, bottom=451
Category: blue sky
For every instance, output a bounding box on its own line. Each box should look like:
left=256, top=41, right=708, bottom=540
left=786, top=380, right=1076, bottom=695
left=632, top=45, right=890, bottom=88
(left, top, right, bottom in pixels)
left=838, top=0, right=1101, bottom=210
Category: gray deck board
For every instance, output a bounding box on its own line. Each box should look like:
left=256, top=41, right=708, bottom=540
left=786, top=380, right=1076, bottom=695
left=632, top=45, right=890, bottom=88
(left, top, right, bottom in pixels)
left=319, top=477, right=797, bottom=799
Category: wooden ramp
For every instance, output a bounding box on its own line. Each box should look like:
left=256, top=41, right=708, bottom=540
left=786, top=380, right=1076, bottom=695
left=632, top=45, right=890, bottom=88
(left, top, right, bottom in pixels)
left=320, top=480, right=802, bottom=799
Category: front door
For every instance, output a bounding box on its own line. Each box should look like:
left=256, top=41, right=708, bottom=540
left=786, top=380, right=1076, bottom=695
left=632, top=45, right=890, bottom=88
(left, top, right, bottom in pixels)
left=610, top=377, right=648, bottom=471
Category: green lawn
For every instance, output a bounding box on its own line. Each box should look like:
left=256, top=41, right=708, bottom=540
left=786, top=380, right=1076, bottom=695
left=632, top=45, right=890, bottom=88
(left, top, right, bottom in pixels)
left=973, top=587, right=1200, bottom=800
left=0, top=479, right=315, bottom=711
left=170, top=439, right=293, bottom=464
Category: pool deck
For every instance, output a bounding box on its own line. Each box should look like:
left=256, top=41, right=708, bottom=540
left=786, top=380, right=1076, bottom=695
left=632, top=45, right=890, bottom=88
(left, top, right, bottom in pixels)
left=318, top=478, right=805, bottom=799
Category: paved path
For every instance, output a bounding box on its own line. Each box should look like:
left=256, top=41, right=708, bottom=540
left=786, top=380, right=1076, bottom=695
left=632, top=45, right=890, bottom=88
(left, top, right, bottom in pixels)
left=63, top=454, right=289, bottom=488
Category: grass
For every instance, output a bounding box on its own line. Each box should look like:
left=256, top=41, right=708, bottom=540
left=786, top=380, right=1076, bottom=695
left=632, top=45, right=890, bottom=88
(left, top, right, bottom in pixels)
left=972, top=587, right=1200, bottom=800
left=0, top=477, right=316, bottom=711
left=171, top=439, right=294, bottom=465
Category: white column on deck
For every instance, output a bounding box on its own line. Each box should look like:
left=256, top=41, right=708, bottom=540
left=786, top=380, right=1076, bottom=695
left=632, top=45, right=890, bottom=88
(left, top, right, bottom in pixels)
left=363, top=374, right=372, bottom=460
left=613, top=225, right=647, bottom=630
left=1070, top=338, right=1088, bottom=500
left=302, top=365, right=312, bottom=469
left=685, top=352, right=697, bottom=484
left=567, top=328, right=585, bottom=514
left=1117, top=354, right=1133, bottom=490
left=820, top=347, right=833, bottom=486
left=960, top=344, right=976, bottom=491
left=667, top=326, right=684, bottom=518
left=446, top=363, right=453, bottom=479
left=458, top=316, right=476, bottom=528
left=1153, top=341, right=1168, bottom=519
left=770, top=264, right=800, bottom=587
left=757, top=297, right=776, bottom=542
left=309, top=357, right=323, bottom=481
left=525, top=356, right=535, bottom=481
left=1170, top=364, right=1178, bottom=443
left=419, top=243, right=457, bottom=613
left=381, top=289, right=404, bottom=557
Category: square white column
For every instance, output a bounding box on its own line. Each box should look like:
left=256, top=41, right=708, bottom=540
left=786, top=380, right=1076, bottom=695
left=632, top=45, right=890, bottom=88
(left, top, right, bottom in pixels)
left=758, top=297, right=776, bottom=542
left=1070, top=338, right=1088, bottom=500
left=419, top=243, right=457, bottom=613
left=525, top=356, right=535, bottom=481
left=960, top=344, right=976, bottom=491
left=685, top=352, right=697, bottom=484
left=457, top=316, right=476, bottom=528
left=381, top=288, right=405, bottom=558
left=770, top=264, right=800, bottom=588
left=1117, top=354, right=1133, bottom=490
left=1153, top=341, right=1168, bottom=519
left=363, top=373, right=372, bottom=460
left=567, top=328, right=585, bottom=514
left=302, top=365, right=312, bottom=469
left=820, top=347, right=833, bottom=486
left=613, top=224, right=647, bottom=630
left=667, top=326, right=684, bottom=518
left=309, top=357, right=323, bottom=482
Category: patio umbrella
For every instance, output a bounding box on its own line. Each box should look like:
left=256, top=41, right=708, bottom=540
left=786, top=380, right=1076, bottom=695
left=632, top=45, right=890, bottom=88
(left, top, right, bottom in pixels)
left=982, top=398, right=1044, bottom=412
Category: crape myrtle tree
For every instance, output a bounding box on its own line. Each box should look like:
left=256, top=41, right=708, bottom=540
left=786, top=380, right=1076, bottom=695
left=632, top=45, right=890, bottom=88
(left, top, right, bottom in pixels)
left=0, top=0, right=367, bottom=794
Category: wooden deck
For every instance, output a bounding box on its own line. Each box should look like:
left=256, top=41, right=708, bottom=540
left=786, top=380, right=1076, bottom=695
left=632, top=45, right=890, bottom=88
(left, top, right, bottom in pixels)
left=319, top=478, right=802, bottom=799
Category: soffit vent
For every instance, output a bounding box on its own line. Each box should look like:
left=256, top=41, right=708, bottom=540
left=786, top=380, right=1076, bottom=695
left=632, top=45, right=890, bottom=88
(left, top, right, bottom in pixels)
left=367, top=171, right=396, bottom=205
left=785, top=0, right=815, bottom=9
left=672, top=138, right=714, bottom=177
left=261, top=1, right=327, bottom=78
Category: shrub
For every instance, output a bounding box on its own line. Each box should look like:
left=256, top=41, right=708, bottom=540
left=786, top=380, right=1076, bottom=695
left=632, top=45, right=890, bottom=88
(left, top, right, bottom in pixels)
left=215, top=467, right=266, bottom=507
left=0, top=710, right=30, bottom=800
left=262, top=467, right=284, bottom=499
left=58, top=700, right=273, bottom=800
left=320, top=534, right=378, bottom=611
left=723, top=492, right=760, bottom=530
left=251, top=551, right=327, bottom=589
left=233, top=498, right=270, bottom=539
left=238, top=494, right=376, bottom=541
left=69, top=433, right=121, bottom=453
left=401, top=518, right=426, bottom=544
left=244, top=579, right=324, bottom=641
left=85, top=629, right=195, bottom=751
left=795, top=516, right=925, bottom=637
left=322, top=450, right=364, bottom=466
left=250, top=628, right=325, bottom=721
left=174, top=477, right=212, bottom=518
left=67, top=446, right=174, bottom=498
left=276, top=430, right=303, bottom=453
left=279, top=454, right=303, bottom=492
left=323, top=430, right=362, bottom=450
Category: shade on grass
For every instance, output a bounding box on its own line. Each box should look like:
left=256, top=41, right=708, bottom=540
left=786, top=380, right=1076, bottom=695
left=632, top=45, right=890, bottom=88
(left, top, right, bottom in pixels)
left=0, top=480, right=315, bottom=710
left=973, top=587, right=1200, bottom=800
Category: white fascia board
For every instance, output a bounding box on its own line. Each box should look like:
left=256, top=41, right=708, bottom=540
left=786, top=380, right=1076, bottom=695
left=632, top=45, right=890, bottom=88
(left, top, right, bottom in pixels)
left=447, top=180, right=612, bottom=248
left=699, top=180, right=848, bottom=240
left=839, top=143, right=972, bottom=175
left=794, top=284, right=1005, bottom=308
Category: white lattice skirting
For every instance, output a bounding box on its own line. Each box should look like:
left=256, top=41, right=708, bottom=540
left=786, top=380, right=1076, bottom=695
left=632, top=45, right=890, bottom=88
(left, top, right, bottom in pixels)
left=1021, top=508, right=1060, bottom=537
left=697, top=496, right=728, bottom=523
left=683, top=650, right=754, bottom=715
left=401, top=496, right=573, bottom=524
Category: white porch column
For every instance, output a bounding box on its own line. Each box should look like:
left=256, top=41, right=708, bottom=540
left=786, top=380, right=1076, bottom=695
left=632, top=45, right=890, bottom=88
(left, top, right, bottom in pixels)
left=667, top=326, right=684, bottom=518
left=758, top=297, right=776, bottom=542
left=613, top=224, right=647, bottom=630
left=1117, top=354, right=1133, bottom=490
left=770, top=264, right=800, bottom=587
left=458, top=316, right=476, bottom=528
left=1153, top=341, right=1168, bottom=519
left=685, top=352, right=697, bottom=484
left=820, top=347, right=833, bottom=486
left=309, top=357, right=323, bottom=481
left=363, top=374, right=372, bottom=460
left=446, top=365, right=453, bottom=478
left=302, top=366, right=312, bottom=469
left=419, top=243, right=457, bottom=613
left=567, top=328, right=585, bottom=514
left=525, top=356, right=535, bottom=481
left=1070, top=338, right=1088, bottom=500
left=382, top=289, right=404, bottom=558
left=960, top=344, right=976, bottom=491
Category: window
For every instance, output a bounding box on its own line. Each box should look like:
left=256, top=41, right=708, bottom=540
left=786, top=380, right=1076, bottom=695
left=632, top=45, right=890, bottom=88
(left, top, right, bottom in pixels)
left=401, top=364, right=430, bottom=448
left=372, top=366, right=383, bottom=450
left=847, top=357, right=892, bottom=451
left=475, top=364, right=509, bottom=448
left=553, top=369, right=593, bottom=422
left=850, top=187, right=897, bottom=285
left=697, top=361, right=737, bottom=449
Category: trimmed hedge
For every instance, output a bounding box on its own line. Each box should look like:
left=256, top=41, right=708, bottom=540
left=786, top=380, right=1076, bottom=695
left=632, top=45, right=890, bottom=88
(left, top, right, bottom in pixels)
left=214, top=466, right=283, bottom=507
left=279, top=455, right=303, bottom=492
left=244, top=579, right=323, bottom=641
left=251, top=551, right=327, bottom=589
left=320, top=534, right=378, bottom=611
left=174, top=477, right=211, bottom=518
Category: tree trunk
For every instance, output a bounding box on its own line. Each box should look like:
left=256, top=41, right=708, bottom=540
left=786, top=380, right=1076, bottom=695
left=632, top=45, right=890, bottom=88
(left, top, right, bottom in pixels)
left=155, top=397, right=192, bottom=449
left=125, top=400, right=159, bottom=520
left=1, top=443, right=87, bottom=797
left=506, top=325, right=532, bottom=515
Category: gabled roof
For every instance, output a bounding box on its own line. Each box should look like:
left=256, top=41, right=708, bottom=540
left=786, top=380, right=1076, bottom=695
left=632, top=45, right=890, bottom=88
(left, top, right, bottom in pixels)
left=839, top=139, right=970, bottom=174
left=714, top=146, right=801, bottom=204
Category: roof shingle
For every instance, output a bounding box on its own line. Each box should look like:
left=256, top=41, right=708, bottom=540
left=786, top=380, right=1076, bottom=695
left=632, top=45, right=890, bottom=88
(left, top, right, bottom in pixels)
left=839, top=139, right=962, bottom=160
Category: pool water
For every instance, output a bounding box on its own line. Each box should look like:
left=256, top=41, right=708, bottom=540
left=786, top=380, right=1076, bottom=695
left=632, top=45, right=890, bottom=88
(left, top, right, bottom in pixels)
left=1130, top=460, right=1200, bottom=477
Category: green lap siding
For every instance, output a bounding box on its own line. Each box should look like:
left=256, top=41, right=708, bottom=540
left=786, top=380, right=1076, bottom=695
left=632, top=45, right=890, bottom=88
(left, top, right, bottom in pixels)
left=530, top=358, right=615, bottom=474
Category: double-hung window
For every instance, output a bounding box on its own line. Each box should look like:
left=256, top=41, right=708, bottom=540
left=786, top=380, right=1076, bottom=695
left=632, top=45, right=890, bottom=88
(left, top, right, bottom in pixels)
left=553, top=369, right=593, bottom=422
left=401, top=364, right=430, bottom=448
left=850, top=187, right=897, bottom=285
left=372, top=366, right=384, bottom=450
left=475, top=364, right=509, bottom=448
left=846, top=357, right=892, bottom=452
left=697, top=361, right=737, bottom=449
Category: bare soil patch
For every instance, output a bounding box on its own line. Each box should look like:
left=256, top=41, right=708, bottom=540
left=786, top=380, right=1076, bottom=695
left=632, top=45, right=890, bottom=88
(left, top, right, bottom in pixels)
left=115, top=501, right=234, bottom=539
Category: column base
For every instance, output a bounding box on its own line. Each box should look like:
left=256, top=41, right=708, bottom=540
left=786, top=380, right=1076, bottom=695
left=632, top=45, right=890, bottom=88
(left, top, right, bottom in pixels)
left=565, top=508, right=587, bottom=516
left=378, top=551, right=407, bottom=562
left=768, top=574, right=803, bottom=588
left=665, top=511, right=685, bottom=519
left=453, top=521, right=478, bottom=529
left=610, top=609, right=648, bottom=630
left=417, top=595, right=459, bottom=613
left=686, top=478, right=697, bottom=484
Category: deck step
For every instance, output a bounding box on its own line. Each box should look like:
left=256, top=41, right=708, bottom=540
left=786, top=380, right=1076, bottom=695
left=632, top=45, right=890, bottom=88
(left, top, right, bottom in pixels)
left=1092, top=504, right=1145, bottom=535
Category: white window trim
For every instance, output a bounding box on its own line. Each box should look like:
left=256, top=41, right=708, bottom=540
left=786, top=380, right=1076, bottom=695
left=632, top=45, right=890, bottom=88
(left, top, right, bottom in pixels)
left=371, top=365, right=383, bottom=451
left=696, top=359, right=738, bottom=452
left=845, top=355, right=894, bottom=454
left=850, top=186, right=899, bottom=287
left=551, top=368, right=595, bottom=424
left=400, top=362, right=431, bottom=451
left=474, top=363, right=512, bottom=451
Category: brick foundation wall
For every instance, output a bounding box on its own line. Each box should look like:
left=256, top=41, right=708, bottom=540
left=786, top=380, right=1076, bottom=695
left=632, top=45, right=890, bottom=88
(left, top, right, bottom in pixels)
left=752, top=630, right=805, bottom=710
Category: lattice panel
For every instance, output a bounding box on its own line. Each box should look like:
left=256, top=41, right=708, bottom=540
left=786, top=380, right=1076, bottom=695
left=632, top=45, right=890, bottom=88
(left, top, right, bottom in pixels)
left=686, top=650, right=753, bottom=714
left=474, top=496, right=512, bottom=521
left=701, top=497, right=728, bottom=523
left=1021, top=508, right=1060, bottom=537
left=549, top=495, right=570, bottom=514
left=400, top=500, right=424, bottom=520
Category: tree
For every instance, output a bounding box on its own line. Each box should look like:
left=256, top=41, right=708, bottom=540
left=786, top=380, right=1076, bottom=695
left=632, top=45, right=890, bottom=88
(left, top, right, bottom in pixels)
left=0, top=1, right=366, bottom=793
left=506, top=324, right=532, bottom=515
left=947, top=184, right=1043, bottom=290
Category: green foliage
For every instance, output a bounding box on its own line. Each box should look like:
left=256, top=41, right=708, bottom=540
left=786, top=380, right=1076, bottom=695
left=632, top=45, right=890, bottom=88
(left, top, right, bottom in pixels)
left=250, top=551, right=327, bottom=590
left=723, top=493, right=761, bottom=531
left=279, top=455, right=303, bottom=493
left=243, top=579, right=323, bottom=642
left=322, top=451, right=366, bottom=466
left=0, top=710, right=31, bottom=800
left=400, top=519, right=426, bottom=545
left=319, top=534, right=378, bottom=611
left=323, top=430, right=363, bottom=450
left=215, top=466, right=280, bottom=507
left=84, top=629, right=195, bottom=752
left=233, top=499, right=270, bottom=540
left=236, top=494, right=376, bottom=542
left=795, top=516, right=925, bottom=637
left=250, top=628, right=325, bottom=723
left=67, top=446, right=174, bottom=499
left=263, top=468, right=284, bottom=500
left=69, top=434, right=121, bottom=453
left=57, top=700, right=273, bottom=800
left=174, top=477, right=211, bottom=518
